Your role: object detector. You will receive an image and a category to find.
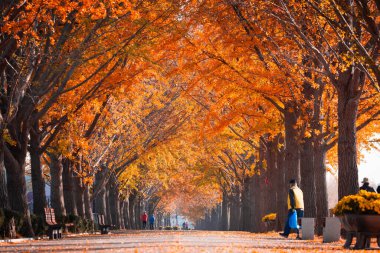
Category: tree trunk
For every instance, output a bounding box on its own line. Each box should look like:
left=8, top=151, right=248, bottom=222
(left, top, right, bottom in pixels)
left=229, top=191, right=240, bottom=231
left=119, top=200, right=125, bottom=229
left=240, top=177, right=251, bottom=231
left=62, top=159, right=77, bottom=216
left=29, top=121, right=46, bottom=217
left=84, top=185, right=93, bottom=221
left=284, top=105, right=301, bottom=184
left=210, top=207, right=218, bottom=230
left=94, top=170, right=107, bottom=221
left=124, top=198, right=130, bottom=228
left=128, top=194, right=136, bottom=229
left=220, top=191, right=229, bottom=230
left=94, top=186, right=106, bottom=216
left=257, top=139, right=267, bottom=232
left=274, top=134, right=286, bottom=231
left=4, top=131, right=34, bottom=236
left=135, top=198, right=142, bottom=229
left=337, top=68, right=363, bottom=198
left=314, top=142, right=328, bottom=234
left=105, top=185, right=112, bottom=225
left=74, top=176, right=85, bottom=217
left=49, top=153, right=66, bottom=217
left=249, top=174, right=261, bottom=232
left=300, top=137, right=316, bottom=218
left=5, top=156, right=25, bottom=211
left=109, top=184, right=120, bottom=229
left=266, top=138, right=277, bottom=214
left=0, top=129, right=9, bottom=209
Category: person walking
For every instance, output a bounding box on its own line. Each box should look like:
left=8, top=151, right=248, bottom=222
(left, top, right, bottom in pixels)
left=141, top=211, right=148, bottom=229
left=149, top=214, right=155, bottom=230
left=279, top=179, right=304, bottom=239
left=358, top=178, right=379, bottom=247
left=359, top=177, right=375, bottom=192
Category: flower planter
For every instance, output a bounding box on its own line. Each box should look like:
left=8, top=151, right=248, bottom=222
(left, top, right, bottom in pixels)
left=339, top=214, right=380, bottom=249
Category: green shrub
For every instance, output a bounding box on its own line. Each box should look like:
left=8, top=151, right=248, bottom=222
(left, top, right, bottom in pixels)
left=164, top=226, right=172, bottom=230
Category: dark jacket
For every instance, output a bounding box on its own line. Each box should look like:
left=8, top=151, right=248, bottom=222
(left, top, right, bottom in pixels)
left=377, top=186, right=380, bottom=193
left=360, top=183, right=375, bottom=193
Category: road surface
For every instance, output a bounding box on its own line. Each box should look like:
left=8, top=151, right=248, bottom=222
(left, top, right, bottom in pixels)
left=0, top=230, right=370, bottom=252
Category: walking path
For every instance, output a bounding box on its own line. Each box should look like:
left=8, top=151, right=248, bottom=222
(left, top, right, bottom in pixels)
left=0, top=230, right=374, bottom=252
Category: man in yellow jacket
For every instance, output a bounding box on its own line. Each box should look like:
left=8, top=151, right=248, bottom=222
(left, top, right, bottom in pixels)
left=279, top=179, right=304, bottom=239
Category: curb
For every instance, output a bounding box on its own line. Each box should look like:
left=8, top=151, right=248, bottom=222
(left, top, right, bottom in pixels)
left=0, top=238, right=34, bottom=243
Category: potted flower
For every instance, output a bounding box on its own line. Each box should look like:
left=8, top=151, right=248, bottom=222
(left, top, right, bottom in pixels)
left=333, top=190, right=380, bottom=249
left=261, top=213, right=277, bottom=231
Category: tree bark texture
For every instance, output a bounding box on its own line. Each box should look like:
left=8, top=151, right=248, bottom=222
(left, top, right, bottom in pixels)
left=220, top=192, right=229, bottom=230
left=49, top=153, right=66, bottom=217
left=84, top=185, right=93, bottom=221
left=337, top=68, right=363, bottom=198
left=4, top=129, right=34, bottom=236
left=300, top=137, right=316, bottom=218
left=0, top=132, right=9, bottom=209
left=240, top=178, right=251, bottom=231
left=314, top=143, right=328, bottom=234
left=109, top=184, right=120, bottom=228
left=284, top=105, right=301, bottom=185
left=274, top=134, right=286, bottom=231
left=62, top=159, right=77, bottom=216
left=29, top=121, right=47, bottom=217
left=74, top=176, right=85, bottom=218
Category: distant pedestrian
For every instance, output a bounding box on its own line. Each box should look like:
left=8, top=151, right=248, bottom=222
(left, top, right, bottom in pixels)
left=279, top=179, right=304, bottom=239
left=141, top=211, right=148, bottom=229
left=359, top=177, right=375, bottom=192
left=149, top=214, right=155, bottom=230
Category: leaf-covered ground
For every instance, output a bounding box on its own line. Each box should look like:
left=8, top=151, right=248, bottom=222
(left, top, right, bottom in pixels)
left=0, top=230, right=378, bottom=252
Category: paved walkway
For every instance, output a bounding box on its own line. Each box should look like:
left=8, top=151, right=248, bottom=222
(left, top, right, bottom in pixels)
left=0, top=230, right=374, bottom=252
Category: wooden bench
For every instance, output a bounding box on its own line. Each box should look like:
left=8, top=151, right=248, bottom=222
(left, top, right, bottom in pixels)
left=44, top=208, right=75, bottom=239
left=96, top=214, right=111, bottom=234
left=44, top=208, right=62, bottom=239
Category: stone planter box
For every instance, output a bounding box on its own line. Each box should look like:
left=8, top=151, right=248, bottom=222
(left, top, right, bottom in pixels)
left=339, top=214, right=380, bottom=249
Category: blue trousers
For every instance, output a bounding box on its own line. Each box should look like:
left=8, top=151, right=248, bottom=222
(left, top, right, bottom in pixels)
left=283, top=209, right=304, bottom=236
